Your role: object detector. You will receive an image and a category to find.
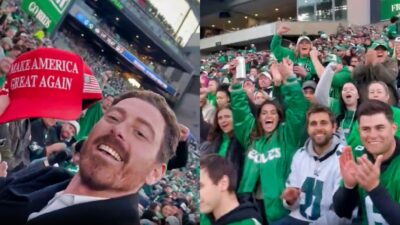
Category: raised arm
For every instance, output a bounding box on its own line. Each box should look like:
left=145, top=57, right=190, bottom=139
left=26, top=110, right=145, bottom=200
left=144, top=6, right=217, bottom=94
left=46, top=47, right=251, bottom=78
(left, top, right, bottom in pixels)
left=315, top=63, right=339, bottom=107
left=270, top=24, right=295, bottom=61
left=230, top=83, right=256, bottom=149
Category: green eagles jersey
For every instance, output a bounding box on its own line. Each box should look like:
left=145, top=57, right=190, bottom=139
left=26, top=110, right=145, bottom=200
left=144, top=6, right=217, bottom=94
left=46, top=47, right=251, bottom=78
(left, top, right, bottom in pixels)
left=230, top=78, right=310, bottom=223
left=351, top=145, right=400, bottom=225
left=270, top=35, right=316, bottom=82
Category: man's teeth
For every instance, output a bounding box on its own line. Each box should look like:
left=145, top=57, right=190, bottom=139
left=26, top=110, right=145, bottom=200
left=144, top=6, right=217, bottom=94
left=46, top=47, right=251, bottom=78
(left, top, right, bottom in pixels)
left=99, top=144, right=122, bottom=161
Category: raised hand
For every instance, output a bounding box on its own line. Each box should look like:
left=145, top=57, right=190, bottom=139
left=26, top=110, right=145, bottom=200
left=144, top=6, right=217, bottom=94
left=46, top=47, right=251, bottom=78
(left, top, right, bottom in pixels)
left=330, top=63, right=343, bottom=73
left=339, top=146, right=358, bottom=189
left=355, top=154, right=383, bottom=192
left=309, top=47, right=319, bottom=59
left=277, top=24, right=290, bottom=36
left=281, top=187, right=300, bottom=205
left=178, top=123, right=190, bottom=142
left=365, top=49, right=378, bottom=66
left=270, top=62, right=282, bottom=86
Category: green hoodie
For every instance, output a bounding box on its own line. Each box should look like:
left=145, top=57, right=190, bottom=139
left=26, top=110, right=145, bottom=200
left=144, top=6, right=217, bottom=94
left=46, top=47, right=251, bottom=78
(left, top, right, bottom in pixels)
left=230, top=78, right=310, bottom=223
left=270, top=35, right=316, bottom=82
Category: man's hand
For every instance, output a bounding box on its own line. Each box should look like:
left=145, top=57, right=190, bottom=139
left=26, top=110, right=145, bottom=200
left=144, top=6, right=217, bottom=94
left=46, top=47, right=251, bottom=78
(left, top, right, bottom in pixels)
left=277, top=24, right=290, bottom=36
left=281, top=187, right=300, bottom=205
left=355, top=154, right=383, bottom=192
left=339, top=146, right=358, bottom=189
left=293, top=66, right=307, bottom=78
left=365, top=49, right=378, bottom=66
left=178, top=124, right=190, bottom=142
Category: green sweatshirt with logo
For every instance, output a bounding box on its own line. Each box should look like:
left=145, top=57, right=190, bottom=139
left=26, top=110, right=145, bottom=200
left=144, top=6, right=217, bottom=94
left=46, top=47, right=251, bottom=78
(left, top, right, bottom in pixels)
left=230, top=78, right=310, bottom=223
left=270, top=35, right=316, bottom=81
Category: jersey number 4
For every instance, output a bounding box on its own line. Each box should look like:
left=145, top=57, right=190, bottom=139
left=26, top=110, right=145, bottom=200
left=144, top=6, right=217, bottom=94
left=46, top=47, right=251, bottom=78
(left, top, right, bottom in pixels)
left=300, top=177, right=323, bottom=220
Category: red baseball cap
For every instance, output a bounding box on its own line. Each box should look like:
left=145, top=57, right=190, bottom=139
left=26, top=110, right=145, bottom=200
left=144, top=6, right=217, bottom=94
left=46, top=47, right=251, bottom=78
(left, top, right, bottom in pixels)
left=0, top=48, right=84, bottom=123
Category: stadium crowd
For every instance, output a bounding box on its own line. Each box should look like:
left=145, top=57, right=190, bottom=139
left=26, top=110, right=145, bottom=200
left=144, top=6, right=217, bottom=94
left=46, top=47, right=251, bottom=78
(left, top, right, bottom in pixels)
left=0, top=0, right=199, bottom=224
left=200, top=18, right=400, bottom=225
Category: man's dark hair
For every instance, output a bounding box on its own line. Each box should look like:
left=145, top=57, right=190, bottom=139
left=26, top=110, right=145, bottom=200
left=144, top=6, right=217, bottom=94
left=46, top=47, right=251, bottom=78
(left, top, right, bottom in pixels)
left=112, top=90, right=180, bottom=163
left=391, top=16, right=399, bottom=23
left=306, top=104, right=336, bottom=126
left=200, top=154, right=237, bottom=193
left=216, top=85, right=231, bottom=103
left=357, top=100, right=394, bottom=123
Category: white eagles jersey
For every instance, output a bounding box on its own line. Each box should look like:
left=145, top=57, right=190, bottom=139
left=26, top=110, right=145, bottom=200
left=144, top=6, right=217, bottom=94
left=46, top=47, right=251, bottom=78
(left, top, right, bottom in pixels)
left=285, top=143, right=345, bottom=224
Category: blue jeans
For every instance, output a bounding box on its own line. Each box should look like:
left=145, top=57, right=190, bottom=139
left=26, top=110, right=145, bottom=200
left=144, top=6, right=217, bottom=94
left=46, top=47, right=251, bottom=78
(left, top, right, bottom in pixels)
left=272, top=216, right=309, bottom=225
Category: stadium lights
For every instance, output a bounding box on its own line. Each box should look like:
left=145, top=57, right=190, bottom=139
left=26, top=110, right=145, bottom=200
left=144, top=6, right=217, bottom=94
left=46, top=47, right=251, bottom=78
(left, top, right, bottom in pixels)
left=136, top=35, right=139, bottom=39
left=128, top=78, right=141, bottom=88
left=254, top=13, right=258, bottom=17
left=147, top=45, right=151, bottom=49
left=116, top=17, right=119, bottom=21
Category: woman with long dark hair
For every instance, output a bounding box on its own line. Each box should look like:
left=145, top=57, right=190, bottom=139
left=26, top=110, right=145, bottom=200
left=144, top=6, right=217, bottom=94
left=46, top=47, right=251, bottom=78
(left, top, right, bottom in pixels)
left=200, top=104, right=245, bottom=186
left=230, top=59, right=310, bottom=224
